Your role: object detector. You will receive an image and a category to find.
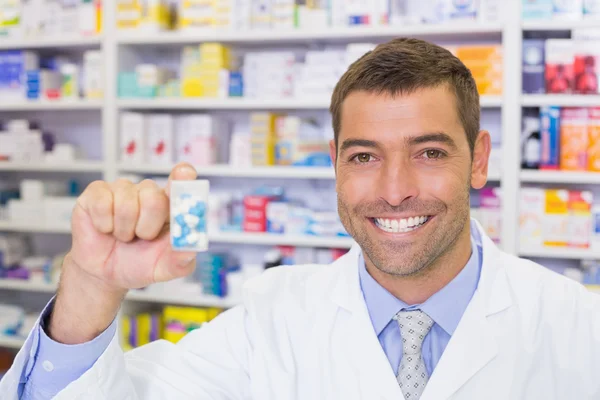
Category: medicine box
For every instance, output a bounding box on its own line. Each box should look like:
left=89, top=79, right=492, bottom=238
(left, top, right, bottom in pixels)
left=573, top=41, right=600, bottom=95
left=478, top=187, right=502, bottom=244
left=179, top=0, right=215, bottom=30
left=120, top=112, right=146, bottom=164
left=522, top=39, right=546, bottom=94
left=560, top=107, right=588, bottom=171
left=552, top=0, right=583, bottom=20
left=243, top=195, right=272, bottom=232
left=568, top=190, right=593, bottom=248
left=266, top=201, right=289, bottom=234
left=522, top=0, right=553, bottom=20
left=543, top=189, right=569, bottom=247
left=545, top=39, right=574, bottom=94
left=146, top=114, right=174, bottom=165
left=251, top=0, right=272, bottom=29
left=540, top=106, right=560, bottom=170
left=519, top=187, right=545, bottom=249
left=588, top=107, right=600, bottom=171
left=83, top=50, right=103, bottom=99
left=447, top=0, right=478, bottom=20
left=584, top=0, right=600, bottom=18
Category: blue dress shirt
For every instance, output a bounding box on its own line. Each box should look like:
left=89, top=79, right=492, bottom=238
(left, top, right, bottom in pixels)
left=19, top=235, right=482, bottom=399
left=358, top=236, right=482, bottom=376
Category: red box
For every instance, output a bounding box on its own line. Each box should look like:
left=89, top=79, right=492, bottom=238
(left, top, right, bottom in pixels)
left=574, top=42, right=599, bottom=94
left=243, top=195, right=272, bottom=233
left=243, top=219, right=266, bottom=232
left=545, top=39, right=574, bottom=94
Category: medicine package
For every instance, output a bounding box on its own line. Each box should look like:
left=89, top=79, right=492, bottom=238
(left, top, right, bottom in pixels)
left=170, top=180, right=210, bottom=252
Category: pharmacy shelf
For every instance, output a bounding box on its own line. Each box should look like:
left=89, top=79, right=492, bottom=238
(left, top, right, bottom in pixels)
left=0, top=35, right=102, bottom=50
left=119, top=164, right=335, bottom=179
left=586, top=285, right=600, bottom=295
left=520, top=170, right=600, bottom=184
left=0, top=280, right=57, bottom=293
left=0, top=221, right=71, bottom=234
left=521, top=94, right=600, bottom=107
left=211, top=232, right=354, bottom=248
left=0, top=221, right=353, bottom=248
left=0, top=335, right=25, bottom=350
left=522, top=19, right=600, bottom=31
left=117, top=97, right=331, bottom=110
left=127, top=290, right=238, bottom=308
left=0, top=99, right=103, bottom=111
left=0, top=161, right=104, bottom=173
left=117, top=23, right=504, bottom=46
left=519, top=247, right=600, bottom=260
left=119, top=95, right=502, bottom=110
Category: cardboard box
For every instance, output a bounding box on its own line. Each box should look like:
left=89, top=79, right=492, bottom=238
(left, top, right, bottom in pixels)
left=588, top=107, right=600, bottom=171
left=120, top=112, right=146, bottom=163
left=543, top=189, right=569, bottom=247
left=560, top=107, right=588, bottom=171
left=519, top=187, right=545, bottom=249
left=545, top=39, right=574, bottom=94
left=574, top=41, right=600, bottom=94
left=568, top=190, right=593, bottom=248
left=540, top=106, right=561, bottom=170
left=146, top=114, right=174, bottom=165
left=522, top=39, right=546, bottom=94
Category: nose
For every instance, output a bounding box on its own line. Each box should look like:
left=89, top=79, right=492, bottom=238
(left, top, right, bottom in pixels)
left=377, top=160, right=420, bottom=207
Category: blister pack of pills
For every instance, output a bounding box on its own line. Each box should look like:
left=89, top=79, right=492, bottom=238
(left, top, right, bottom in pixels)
left=170, top=180, right=209, bottom=252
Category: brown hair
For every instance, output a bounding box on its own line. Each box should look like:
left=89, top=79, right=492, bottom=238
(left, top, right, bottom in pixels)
left=330, top=38, right=480, bottom=156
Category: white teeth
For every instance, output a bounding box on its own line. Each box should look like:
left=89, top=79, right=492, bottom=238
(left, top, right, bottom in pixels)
left=374, top=216, right=429, bottom=233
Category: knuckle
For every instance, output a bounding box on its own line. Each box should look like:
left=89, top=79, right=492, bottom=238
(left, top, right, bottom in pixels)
left=141, top=189, right=167, bottom=213
left=92, top=197, right=112, bottom=217
left=115, top=199, right=139, bottom=222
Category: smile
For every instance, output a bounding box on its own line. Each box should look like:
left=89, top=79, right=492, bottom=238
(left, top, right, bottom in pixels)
left=371, top=216, right=431, bottom=233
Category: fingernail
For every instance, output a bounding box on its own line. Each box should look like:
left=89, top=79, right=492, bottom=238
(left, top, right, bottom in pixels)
left=178, top=254, right=196, bottom=267
left=177, top=164, right=195, bottom=175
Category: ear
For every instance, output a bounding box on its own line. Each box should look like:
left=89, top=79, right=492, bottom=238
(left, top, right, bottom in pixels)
left=471, top=130, right=491, bottom=190
left=329, top=139, right=337, bottom=168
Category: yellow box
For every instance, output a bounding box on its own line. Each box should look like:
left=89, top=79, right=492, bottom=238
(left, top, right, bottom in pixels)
left=182, top=78, right=202, bottom=97
left=163, top=306, right=209, bottom=344
left=543, top=189, right=569, bottom=247
left=455, top=45, right=503, bottom=62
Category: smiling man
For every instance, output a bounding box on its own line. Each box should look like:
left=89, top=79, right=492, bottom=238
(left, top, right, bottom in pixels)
left=3, top=38, right=600, bottom=400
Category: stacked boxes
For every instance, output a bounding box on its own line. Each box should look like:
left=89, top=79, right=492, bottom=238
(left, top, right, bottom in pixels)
left=454, top=44, right=503, bottom=96
left=178, top=0, right=214, bottom=30
left=250, top=112, right=277, bottom=166
left=198, top=43, right=231, bottom=98
left=242, top=51, right=295, bottom=98
left=117, top=0, right=170, bottom=31
left=181, top=46, right=202, bottom=97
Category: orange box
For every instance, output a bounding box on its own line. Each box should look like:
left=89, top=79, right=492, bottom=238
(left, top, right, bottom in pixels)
left=588, top=107, right=600, bottom=171
left=543, top=189, right=569, bottom=247
left=560, top=107, right=589, bottom=171
left=455, top=45, right=503, bottom=63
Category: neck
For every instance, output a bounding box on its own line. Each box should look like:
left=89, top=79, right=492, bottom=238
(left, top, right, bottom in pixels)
left=365, top=222, right=473, bottom=305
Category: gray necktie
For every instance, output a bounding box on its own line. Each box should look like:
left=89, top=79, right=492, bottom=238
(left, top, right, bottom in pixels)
left=394, top=310, right=434, bottom=400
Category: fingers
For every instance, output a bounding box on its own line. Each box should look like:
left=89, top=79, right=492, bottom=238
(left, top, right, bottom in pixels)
left=135, top=179, right=169, bottom=241
left=77, top=180, right=114, bottom=234
left=165, top=162, right=197, bottom=198
left=154, top=247, right=197, bottom=283
left=111, top=179, right=140, bottom=242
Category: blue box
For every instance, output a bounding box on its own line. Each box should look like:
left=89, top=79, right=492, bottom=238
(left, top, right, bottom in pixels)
left=228, top=71, right=243, bottom=97
left=522, top=39, right=546, bottom=94
left=540, top=106, right=560, bottom=170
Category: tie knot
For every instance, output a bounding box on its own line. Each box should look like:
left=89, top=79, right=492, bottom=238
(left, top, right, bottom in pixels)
left=394, top=310, right=434, bottom=355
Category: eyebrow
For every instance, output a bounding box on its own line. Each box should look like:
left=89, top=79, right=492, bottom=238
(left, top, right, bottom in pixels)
left=339, top=139, right=380, bottom=153
left=406, top=132, right=458, bottom=150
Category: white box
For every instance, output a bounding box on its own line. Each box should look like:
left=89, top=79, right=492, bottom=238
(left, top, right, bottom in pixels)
left=176, top=114, right=224, bottom=165
left=43, top=196, right=77, bottom=226
left=519, top=188, right=545, bottom=249
left=20, top=180, right=45, bottom=202
left=146, top=114, right=174, bottom=165
left=584, top=0, right=600, bottom=19
left=7, top=199, right=44, bottom=225
left=83, top=50, right=103, bottom=98
left=553, top=0, right=583, bottom=20
left=120, top=112, right=146, bottom=163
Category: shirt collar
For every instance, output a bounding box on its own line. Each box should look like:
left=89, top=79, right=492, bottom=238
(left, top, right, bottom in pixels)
left=358, top=236, right=482, bottom=337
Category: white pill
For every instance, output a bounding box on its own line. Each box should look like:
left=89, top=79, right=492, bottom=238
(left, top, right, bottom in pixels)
left=186, top=232, right=199, bottom=245
left=184, top=214, right=200, bottom=227
left=172, top=223, right=182, bottom=238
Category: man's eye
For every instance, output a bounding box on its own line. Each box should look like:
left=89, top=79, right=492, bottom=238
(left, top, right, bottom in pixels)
left=355, top=153, right=372, bottom=163
left=423, top=150, right=444, bottom=159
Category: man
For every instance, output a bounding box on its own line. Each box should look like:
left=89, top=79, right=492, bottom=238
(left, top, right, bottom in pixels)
left=2, top=38, right=600, bottom=400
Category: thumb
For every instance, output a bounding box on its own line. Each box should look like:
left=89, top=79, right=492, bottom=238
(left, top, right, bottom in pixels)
left=165, top=162, right=197, bottom=198
left=154, top=244, right=197, bottom=283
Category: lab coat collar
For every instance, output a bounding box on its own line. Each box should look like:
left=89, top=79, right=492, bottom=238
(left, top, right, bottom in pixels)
left=329, top=218, right=513, bottom=399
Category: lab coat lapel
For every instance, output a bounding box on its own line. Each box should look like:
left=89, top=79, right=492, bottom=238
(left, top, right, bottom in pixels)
left=422, top=223, right=513, bottom=400
left=330, top=245, right=403, bottom=399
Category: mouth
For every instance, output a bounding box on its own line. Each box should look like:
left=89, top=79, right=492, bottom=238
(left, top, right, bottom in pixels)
left=369, top=215, right=432, bottom=234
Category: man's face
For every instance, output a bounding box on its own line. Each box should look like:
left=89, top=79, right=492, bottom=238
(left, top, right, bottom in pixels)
left=330, top=86, right=490, bottom=277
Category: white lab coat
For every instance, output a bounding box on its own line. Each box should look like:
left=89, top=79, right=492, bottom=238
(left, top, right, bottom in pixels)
left=2, top=220, right=600, bottom=399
